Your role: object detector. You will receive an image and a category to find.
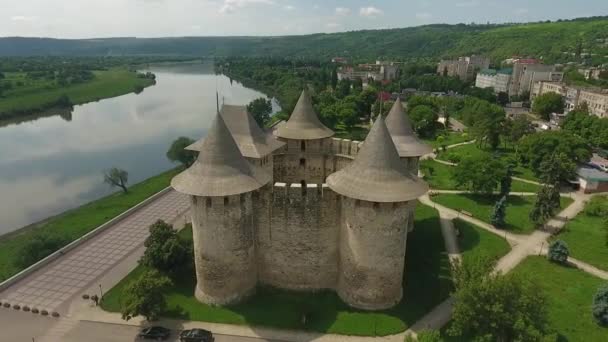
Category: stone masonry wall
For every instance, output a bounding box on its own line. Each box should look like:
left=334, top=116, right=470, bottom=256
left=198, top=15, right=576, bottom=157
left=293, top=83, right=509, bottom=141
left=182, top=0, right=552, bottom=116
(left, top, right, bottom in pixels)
left=256, top=182, right=340, bottom=290
left=337, top=198, right=411, bottom=310
left=190, top=193, right=257, bottom=305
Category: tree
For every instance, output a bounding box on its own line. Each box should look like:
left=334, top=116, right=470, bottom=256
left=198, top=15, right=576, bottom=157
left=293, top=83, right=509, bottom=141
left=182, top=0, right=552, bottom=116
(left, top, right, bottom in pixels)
left=497, top=91, right=509, bottom=106
left=593, top=284, right=608, bottom=327
left=166, top=137, right=197, bottom=167
left=538, top=152, right=576, bottom=185
left=121, top=269, right=172, bottom=321
left=449, top=255, right=550, bottom=341
left=247, top=97, right=273, bottom=127
left=504, top=116, right=534, bottom=146
left=517, top=131, right=591, bottom=177
left=490, top=195, right=507, bottom=228
left=103, top=167, right=129, bottom=193
left=436, top=135, right=446, bottom=151
left=532, top=92, right=564, bottom=120
left=452, top=153, right=507, bottom=195
left=139, top=220, right=191, bottom=275
left=499, top=166, right=513, bottom=196
left=16, top=233, right=69, bottom=268
left=547, top=240, right=569, bottom=264
left=331, top=67, right=338, bottom=90
left=529, top=185, right=561, bottom=227
left=409, top=105, right=438, bottom=137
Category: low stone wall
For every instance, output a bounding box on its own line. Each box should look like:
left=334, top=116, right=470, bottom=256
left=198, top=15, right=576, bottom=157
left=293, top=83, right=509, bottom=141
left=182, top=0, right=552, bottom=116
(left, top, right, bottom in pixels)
left=0, top=187, right=173, bottom=293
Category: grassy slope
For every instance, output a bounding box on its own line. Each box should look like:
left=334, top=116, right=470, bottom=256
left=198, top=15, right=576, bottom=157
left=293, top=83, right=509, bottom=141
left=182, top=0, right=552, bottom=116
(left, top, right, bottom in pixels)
left=421, top=132, right=470, bottom=149
left=513, top=257, right=607, bottom=341
left=556, top=196, right=608, bottom=271
left=455, top=219, right=511, bottom=262
left=0, top=168, right=180, bottom=282
left=0, top=68, right=154, bottom=117
left=420, top=159, right=541, bottom=193
left=432, top=194, right=573, bottom=234
left=102, top=204, right=453, bottom=336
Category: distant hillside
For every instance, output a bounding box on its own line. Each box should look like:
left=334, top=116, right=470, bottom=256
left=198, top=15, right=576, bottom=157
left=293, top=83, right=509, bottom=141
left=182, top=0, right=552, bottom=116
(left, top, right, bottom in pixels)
left=1, top=16, right=607, bottom=63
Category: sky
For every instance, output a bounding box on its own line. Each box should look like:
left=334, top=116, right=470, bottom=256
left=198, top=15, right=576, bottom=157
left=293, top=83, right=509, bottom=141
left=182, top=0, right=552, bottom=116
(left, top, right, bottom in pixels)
left=1, top=0, right=607, bottom=39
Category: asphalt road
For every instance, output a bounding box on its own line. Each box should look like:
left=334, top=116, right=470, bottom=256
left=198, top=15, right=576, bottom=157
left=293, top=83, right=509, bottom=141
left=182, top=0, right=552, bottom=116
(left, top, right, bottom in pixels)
left=1, top=310, right=274, bottom=342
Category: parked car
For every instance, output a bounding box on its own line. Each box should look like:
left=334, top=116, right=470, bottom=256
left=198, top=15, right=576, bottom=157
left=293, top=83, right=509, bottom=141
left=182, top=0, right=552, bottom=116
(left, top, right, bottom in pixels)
left=180, top=328, right=214, bottom=342
left=137, top=326, right=171, bottom=340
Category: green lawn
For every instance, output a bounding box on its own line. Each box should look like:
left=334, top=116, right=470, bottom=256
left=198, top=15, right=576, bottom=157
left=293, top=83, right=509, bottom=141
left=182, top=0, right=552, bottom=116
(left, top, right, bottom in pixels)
left=435, top=143, right=540, bottom=182
left=512, top=256, right=608, bottom=341
left=420, top=159, right=541, bottom=193
left=102, top=204, right=453, bottom=336
left=0, top=68, right=155, bottom=118
left=556, top=196, right=608, bottom=271
left=0, top=168, right=180, bottom=282
left=455, top=219, right=511, bottom=262
left=432, top=194, right=573, bottom=234
left=422, top=131, right=470, bottom=149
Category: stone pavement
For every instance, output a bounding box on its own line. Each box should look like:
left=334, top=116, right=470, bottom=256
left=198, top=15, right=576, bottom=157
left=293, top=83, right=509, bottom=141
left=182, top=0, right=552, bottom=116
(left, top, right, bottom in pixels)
left=0, top=190, right=189, bottom=316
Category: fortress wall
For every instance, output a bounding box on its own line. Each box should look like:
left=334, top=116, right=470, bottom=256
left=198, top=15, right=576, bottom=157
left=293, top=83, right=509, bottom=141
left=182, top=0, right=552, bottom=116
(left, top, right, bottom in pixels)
left=247, top=156, right=273, bottom=179
left=257, top=182, right=339, bottom=290
left=190, top=193, right=257, bottom=305
left=337, top=198, right=411, bottom=310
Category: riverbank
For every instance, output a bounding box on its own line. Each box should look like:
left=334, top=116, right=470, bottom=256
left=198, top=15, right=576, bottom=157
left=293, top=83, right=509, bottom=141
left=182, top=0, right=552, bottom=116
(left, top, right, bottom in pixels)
left=0, top=68, right=155, bottom=120
left=0, top=167, right=180, bottom=282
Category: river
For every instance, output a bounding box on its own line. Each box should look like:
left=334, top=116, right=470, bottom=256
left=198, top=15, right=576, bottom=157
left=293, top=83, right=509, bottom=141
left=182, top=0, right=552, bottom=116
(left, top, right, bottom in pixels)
left=0, top=62, right=277, bottom=235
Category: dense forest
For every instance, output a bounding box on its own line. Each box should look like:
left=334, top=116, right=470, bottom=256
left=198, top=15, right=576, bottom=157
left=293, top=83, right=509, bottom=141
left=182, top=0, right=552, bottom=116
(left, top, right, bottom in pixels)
left=1, top=16, right=607, bottom=64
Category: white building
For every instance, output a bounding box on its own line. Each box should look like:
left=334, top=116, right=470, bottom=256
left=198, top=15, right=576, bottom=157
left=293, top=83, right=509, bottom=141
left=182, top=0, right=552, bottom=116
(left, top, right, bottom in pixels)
left=437, top=55, right=490, bottom=81
left=475, top=68, right=512, bottom=94
left=532, top=81, right=608, bottom=118
left=509, top=59, right=563, bottom=96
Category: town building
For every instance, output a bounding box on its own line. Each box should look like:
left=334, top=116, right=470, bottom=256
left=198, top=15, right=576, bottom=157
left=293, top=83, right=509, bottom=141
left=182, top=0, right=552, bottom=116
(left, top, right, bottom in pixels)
left=437, top=55, right=490, bottom=81
left=475, top=68, right=513, bottom=94
left=532, top=81, right=608, bottom=118
left=337, top=61, right=399, bottom=82
left=576, top=166, right=608, bottom=193
left=173, top=91, right=430, bottom=310
left=578, top=67, right=605, bottom=80
left=509, top=59, right=563, bottom=96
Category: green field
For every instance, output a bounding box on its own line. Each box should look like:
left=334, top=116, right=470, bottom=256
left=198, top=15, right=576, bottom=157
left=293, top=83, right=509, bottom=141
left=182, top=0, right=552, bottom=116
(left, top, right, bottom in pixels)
left=102, top=204, right=453, bottom=336
left=435, top=143, right=540, bottom=182
left=555, top=196, right=608, bottom=271
left=420, top=159, right=541, bottom=193
left=0, top=168, right=179, bottom=282
left=421, top=132, right=470, bottom=149
left=432, top=194, right=573, bottom=234
left=0, top=68, right=154, bottom=118
left=455, top=219, right=511, bottom=262
left=512, top=257, right=608, bottom=341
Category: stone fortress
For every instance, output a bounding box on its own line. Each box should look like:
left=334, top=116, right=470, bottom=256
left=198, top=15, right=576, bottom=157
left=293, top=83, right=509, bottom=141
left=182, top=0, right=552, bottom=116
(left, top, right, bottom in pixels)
left=171, top=90, right=431, bottom=310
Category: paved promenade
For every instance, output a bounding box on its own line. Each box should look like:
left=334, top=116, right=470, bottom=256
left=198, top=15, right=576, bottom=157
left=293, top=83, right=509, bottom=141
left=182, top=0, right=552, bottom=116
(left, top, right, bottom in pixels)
left=0, top=190, right=189, bottom=315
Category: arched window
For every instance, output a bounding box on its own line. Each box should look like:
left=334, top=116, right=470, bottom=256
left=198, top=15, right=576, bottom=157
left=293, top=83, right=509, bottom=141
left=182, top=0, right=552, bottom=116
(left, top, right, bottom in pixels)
left=300, top=140, right=306, bottom=152
left=300, top=158, right=306, bottom=167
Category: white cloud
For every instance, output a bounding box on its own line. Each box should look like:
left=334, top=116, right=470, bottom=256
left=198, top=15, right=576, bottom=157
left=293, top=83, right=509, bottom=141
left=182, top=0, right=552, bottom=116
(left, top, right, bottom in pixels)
left=284, top=5, right=295, bottom=11
left=335, top=7, right=351, bottom=16
left=359, top=6, right=383, bottom=17
left=313, top=4, right=319, bottom=10
left=326, top=22, right=341, bottom=29
left=11, top=15, right=38, bottom=22
left=514, top=8, right=529, bottom=15
left=415, top=12, right=433, bottom=20
left=219, top=0, right=274, bottom=14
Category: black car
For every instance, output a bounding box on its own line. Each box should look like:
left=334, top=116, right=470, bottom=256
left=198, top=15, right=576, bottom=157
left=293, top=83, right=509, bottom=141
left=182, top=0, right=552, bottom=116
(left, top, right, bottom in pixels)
left=179, top=328, right=214, bottom=342
left=137, top=326, right=171, bottom=340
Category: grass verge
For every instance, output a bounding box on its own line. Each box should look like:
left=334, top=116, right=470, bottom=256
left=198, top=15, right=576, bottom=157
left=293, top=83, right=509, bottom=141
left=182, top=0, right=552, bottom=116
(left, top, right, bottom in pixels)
left=455, top=219, right=511, bottom=262
left=555, top=195, right=608, bottom=271
left=0, top=168, right=180, bottom=282
left=432, top=194, right=573, bottom=234
left=512, top=256, right=608, bottom=341
left=102, top=204, right=453, bottom=336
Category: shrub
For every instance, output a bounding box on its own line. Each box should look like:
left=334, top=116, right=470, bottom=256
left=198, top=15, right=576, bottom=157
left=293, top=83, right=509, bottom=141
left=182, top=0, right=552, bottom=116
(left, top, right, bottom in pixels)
left=547, top=240, right=569, bottom=264
left=585, top=196, right=608, bottom=217
left=592, top=284, right=608, bottom=327
left=16, top=233, right=69, bottom=269
left=444, top=152, right=461, bottom=163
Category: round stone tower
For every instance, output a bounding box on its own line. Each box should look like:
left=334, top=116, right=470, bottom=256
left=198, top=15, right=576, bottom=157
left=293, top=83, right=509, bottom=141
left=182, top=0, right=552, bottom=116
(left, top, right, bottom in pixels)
left=327, top=116, right=428, bottom=310
left=385, top=98, right=433, bottom=175
left=274, top=89, right=334, bottom=184
left=171, top=112, right=270, bottom=305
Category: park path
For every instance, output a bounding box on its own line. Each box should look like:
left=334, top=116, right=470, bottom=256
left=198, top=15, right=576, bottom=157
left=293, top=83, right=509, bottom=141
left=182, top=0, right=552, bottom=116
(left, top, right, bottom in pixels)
left=0, top=189, right=189, bottom=316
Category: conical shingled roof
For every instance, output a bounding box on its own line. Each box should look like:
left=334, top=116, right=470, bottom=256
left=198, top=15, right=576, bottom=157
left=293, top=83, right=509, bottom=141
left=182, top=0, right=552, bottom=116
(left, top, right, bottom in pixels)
left=274, top=89, right=334, bottom=140
left=186, top=105, right=285, bottom=158
left=326, top=116, right=428, bottom=203
left=385, top=99, right=433, bottom=157
left=171, top=113, right=270, bottom=197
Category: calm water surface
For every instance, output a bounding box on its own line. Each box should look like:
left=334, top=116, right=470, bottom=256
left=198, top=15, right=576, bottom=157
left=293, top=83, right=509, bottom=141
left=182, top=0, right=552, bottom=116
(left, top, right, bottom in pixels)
left=0, top=63, right=276, bottom=235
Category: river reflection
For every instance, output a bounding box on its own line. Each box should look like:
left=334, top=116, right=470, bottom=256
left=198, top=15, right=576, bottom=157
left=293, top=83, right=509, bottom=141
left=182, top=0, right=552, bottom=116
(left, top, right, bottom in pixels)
left=0, top=62, right=276, bottom=235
